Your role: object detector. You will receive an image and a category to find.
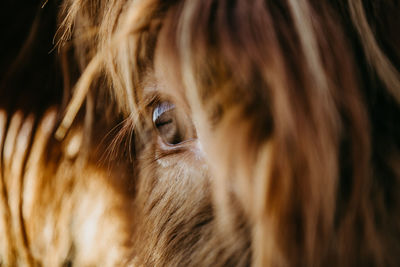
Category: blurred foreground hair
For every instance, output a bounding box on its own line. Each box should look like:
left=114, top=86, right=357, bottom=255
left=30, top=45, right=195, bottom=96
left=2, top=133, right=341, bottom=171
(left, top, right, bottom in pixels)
left=1, top=0, right=400, bottom=266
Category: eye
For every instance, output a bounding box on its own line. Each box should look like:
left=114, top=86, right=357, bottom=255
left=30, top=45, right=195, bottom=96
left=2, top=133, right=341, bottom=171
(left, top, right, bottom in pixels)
left=152, top=101, right=196, bottom=145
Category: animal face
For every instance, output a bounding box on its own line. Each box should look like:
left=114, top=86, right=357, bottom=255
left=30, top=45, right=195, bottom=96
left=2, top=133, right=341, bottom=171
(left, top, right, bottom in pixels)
left=1, top=0, right=400, bottom=266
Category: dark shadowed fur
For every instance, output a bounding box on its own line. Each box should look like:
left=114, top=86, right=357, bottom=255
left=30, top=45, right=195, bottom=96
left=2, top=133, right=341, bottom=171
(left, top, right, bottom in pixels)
left=0, top=0, right=400, bottom=266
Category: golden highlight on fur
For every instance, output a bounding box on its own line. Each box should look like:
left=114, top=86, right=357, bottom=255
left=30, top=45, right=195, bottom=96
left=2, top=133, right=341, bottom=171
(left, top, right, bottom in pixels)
left=1, top=0, right=399, bottom=266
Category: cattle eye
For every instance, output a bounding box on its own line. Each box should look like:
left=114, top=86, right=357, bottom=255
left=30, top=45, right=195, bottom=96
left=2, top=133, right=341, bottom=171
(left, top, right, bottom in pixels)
left=152, top=101, right=195, bottom=145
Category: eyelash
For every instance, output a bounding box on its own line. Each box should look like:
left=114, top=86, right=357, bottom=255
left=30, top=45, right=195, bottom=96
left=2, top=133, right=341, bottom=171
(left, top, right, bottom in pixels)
left=152, top=101, right=175, bottom=124
left=152, top=100, right=196, bottom=146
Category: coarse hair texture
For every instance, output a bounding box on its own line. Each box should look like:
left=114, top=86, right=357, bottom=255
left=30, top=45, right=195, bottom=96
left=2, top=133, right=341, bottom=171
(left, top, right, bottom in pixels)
left=1, top=0, right=400, bottom=266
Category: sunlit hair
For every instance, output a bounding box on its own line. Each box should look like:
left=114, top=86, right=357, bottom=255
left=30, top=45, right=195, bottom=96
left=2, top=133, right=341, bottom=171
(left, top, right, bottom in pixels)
left=54, top=0, right=400, bottom=266
left=1, top=0, right=399, bottom=266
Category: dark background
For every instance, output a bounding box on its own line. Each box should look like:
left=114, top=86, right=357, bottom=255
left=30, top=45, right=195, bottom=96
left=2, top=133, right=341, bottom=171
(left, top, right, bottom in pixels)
left=0, top=0, right=63, bottom=114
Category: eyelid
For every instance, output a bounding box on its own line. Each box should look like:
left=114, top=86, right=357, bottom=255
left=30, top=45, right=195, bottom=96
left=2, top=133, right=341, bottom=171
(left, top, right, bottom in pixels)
left=152, top=102, right=175, bottom=122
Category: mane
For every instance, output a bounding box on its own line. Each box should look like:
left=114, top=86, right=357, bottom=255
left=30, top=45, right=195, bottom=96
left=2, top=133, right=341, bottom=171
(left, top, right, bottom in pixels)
left=57, top=0, right=400, bottom=265
left=1, top=0, right=400, bottom=266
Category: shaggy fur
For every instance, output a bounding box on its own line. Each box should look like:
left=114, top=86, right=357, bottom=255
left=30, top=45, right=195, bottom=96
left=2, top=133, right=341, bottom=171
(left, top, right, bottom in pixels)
left=0, top=0, right=400, bottom=266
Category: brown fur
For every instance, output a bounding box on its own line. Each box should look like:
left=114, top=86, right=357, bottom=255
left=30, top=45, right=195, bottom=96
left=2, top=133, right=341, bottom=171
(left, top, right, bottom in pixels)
left=1, top=0, right=400, bottom=266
